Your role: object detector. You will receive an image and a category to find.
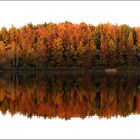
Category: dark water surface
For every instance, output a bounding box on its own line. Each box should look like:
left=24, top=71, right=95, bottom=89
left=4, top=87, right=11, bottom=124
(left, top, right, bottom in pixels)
left=0, top=71, right=140, bottom=119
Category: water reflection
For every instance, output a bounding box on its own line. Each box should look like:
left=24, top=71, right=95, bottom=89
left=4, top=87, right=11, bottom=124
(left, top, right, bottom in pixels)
left=0, top=71, right=140, bottom=119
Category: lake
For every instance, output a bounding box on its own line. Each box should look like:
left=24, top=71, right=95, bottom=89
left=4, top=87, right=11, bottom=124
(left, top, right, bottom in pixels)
left=0, top=71, right=140, bottom=138
left=0, top=71, right=140, bottom=119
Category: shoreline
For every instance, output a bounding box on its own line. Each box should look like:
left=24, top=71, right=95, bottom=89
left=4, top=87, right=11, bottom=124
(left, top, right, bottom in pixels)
left=0, top=66, right=140, bottom=74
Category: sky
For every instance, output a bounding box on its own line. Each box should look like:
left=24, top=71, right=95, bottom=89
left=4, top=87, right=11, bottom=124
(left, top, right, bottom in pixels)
left=0, top=1, right=140, bottom=29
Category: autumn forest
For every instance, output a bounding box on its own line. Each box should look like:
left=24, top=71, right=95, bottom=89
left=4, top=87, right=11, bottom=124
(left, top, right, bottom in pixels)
left=1, top=22, right=140, bottom=119
left=0, top=22, right=140, bottom=70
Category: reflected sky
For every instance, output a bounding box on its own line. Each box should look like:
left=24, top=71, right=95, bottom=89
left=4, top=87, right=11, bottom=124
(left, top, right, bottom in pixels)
left=0, top=112, right=140, bottom=139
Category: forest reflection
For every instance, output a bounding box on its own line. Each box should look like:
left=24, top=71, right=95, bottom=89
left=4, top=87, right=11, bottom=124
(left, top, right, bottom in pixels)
left=0, top=71, right=140, bottom=119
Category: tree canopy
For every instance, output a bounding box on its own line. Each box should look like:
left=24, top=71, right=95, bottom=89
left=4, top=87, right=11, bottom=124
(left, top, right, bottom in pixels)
left=0, top=22, right=140, bottom=69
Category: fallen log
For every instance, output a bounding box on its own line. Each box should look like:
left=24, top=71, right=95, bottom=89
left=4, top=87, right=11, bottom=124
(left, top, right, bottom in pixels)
left=105, top=69, right=117, bottom=73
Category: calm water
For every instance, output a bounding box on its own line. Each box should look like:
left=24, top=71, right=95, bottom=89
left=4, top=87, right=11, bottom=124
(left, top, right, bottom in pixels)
left=0, top=71, right=140, bottom=119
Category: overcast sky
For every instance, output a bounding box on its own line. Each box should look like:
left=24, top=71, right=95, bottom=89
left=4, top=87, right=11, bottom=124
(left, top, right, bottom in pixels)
left=0, top=1, right=140, bottom=29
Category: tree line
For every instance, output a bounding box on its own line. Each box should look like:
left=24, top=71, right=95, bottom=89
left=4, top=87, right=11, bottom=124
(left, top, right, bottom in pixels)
left=1, top=22, right=140, bottom=69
